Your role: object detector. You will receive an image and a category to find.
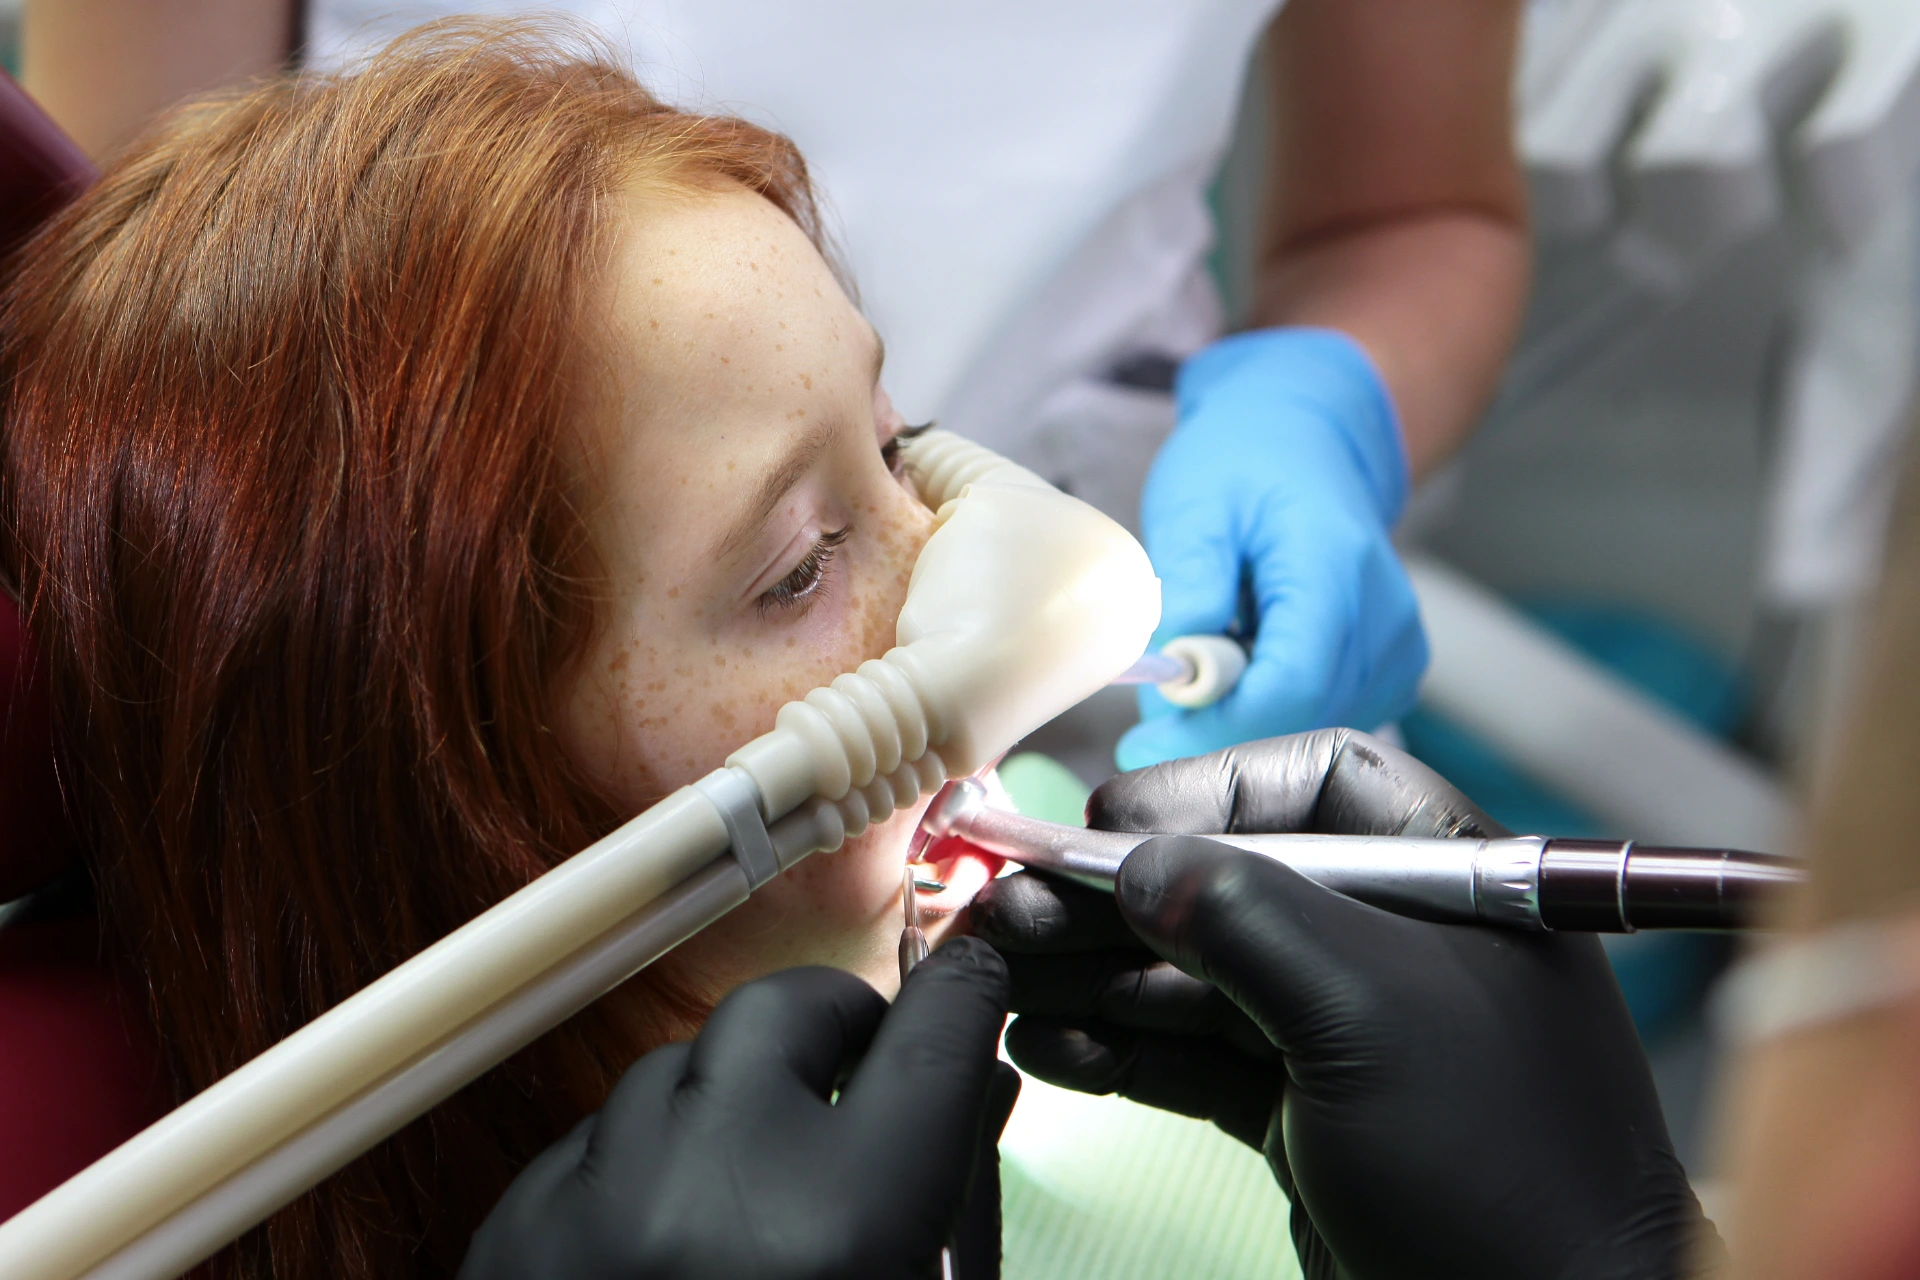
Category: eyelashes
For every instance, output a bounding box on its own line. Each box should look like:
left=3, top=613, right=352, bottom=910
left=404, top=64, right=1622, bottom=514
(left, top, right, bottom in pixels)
left=756, top=421, right=928, bottom=616
left=757, top=526, right=850, bottom=613
left=880, top=421, right=935, bottom=477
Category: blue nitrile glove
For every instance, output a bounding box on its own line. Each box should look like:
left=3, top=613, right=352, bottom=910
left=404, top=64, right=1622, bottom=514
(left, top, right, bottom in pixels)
left=1117, top=328, right=1428, bottom=772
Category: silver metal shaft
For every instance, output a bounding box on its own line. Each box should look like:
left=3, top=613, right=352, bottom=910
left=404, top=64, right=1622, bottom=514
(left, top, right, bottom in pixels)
left=923, top=779, right=1800, bottom=931
left=896, top=863, right=951, bottom=1280
left=899, top=864, right=930, bottom=985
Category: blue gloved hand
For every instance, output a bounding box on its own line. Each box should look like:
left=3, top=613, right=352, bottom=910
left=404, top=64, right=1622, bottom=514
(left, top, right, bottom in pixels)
left=1116, top=328, right=1428, bottom=772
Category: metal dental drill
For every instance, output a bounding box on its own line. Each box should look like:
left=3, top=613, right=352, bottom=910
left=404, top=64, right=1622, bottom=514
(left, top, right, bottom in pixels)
left=923, top=778, right=1801, bottom=932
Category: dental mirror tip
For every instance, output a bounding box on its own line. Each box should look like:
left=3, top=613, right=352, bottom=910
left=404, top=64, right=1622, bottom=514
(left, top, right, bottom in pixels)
left=911, top=875, right=947, bottom=893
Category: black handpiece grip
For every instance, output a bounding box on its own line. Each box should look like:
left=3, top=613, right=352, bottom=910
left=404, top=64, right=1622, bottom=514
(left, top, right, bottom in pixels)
left=1624, top=846, right=1800, bottom=929
left=1538, top=840, right=1800, bottom=931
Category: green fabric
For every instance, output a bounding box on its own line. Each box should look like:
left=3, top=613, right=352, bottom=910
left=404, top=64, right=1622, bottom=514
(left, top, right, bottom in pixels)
left=993, top=752, right=1302, bottom=1278
left=996, top=752, right=1094, bottom=827
left=1001, top=1078, right=1302, bottom=1280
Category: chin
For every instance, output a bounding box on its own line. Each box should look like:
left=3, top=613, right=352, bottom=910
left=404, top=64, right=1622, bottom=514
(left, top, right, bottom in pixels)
left=651, top=788, right=1010, bottom=1005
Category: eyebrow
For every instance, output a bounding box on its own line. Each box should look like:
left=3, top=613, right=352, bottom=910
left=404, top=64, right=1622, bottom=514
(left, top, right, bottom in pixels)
left=714, top=421, right=838, bottom=564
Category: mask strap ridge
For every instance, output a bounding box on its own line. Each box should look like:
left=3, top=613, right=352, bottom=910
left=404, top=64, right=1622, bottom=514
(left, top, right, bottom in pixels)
left=693, top=767, right=779, bottom=891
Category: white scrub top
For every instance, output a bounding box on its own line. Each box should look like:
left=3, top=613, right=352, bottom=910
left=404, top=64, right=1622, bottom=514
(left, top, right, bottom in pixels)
left=307, top=2, right=1284, bottom=512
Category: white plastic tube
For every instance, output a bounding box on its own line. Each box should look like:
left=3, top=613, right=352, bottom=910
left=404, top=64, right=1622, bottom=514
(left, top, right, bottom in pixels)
left=0, top=430, right=1160, bottom=1280
left=1153, top=634, right=1248, bottom=709
left=81, top=859, right=750, bottom=1280
left=1110, top=635, right=1248, bottom=708
left=1407, top=554, right=1791, bottom=852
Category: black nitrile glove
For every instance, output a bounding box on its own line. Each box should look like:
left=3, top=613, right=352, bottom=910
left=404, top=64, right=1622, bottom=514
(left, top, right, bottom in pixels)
left=972, top=729, right=1723, bottom=1280
left=460, top=937, right=1019, bottom=1280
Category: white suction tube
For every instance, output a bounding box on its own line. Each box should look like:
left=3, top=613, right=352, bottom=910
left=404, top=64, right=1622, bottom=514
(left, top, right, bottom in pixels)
left=0, top=431, right=1160, bottom=1280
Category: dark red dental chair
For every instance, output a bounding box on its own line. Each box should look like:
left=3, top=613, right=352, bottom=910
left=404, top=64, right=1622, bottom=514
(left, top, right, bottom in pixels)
left=0, top=73, right=167, bottom=1224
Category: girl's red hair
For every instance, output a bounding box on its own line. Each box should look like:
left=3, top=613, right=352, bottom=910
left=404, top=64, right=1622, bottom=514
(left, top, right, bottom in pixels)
left=0, top=22, right=821, bottom=1278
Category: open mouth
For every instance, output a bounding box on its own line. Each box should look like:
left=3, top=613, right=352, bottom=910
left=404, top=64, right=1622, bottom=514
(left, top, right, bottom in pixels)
left=909, top=832, right=1005, bottom=917
left=906, top=771, right=1011, bottom=917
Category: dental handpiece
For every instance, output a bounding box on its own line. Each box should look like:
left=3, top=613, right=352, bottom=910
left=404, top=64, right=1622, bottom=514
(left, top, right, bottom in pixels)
left=924, top=779, right=1801, bottom=932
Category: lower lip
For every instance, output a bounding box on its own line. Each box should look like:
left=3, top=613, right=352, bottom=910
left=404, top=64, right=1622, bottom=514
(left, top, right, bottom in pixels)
left=912, top=834, right=1005, bottom=916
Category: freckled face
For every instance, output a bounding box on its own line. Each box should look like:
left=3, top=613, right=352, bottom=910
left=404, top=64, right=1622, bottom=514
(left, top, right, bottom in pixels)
left=560, top=185, right=939, bottom=1002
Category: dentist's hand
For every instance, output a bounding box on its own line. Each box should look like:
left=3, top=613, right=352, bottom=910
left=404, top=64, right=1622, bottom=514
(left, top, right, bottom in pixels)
left=1118, top=330, right=1427, bottom=771
left=460, top=939, right=1018, bottom=1280
left=975, top=731, right=1722, bottom=1280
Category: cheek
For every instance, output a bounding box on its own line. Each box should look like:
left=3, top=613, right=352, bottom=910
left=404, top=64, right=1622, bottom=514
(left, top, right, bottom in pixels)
left=846, top=484, right=936, bottom=659
left=570, top=632, right=824, bottom=805
left=567, top=486, right=937, bottom=810
left=652, top=805, right=923, bottom=1000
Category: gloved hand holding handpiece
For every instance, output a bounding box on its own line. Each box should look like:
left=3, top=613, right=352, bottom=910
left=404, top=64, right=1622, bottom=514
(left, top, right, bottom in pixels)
left=461, top=939, right=1018, bottom=1280
left=1120, top=331, right=1429, bottom=770
left=974, top=729, right=1726, bottom=1279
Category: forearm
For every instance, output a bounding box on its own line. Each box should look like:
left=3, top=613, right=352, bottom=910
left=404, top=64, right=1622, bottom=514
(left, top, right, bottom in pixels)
left=22, top=0, right=296, bottom=159
left=1253, top=0, right=1529, bottom=483
left=1252, top=208, right=1527, bottom=480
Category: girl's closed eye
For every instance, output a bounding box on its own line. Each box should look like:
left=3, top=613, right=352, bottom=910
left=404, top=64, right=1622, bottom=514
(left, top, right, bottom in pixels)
left=758, top=525, right=849, bottom=612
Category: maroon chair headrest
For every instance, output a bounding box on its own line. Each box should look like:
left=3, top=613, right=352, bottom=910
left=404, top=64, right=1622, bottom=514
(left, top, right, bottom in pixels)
left=0, top=69, right=95, bottom=261
left=0, top=72, right=93, bottom=899
left=0, top=913, right=168, bottom=1224
left=0, top=595, right=77, bottom=901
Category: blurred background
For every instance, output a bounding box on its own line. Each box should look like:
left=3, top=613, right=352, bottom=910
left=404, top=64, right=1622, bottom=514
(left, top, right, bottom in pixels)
left=1245, top=0, right=1917, bottom=1181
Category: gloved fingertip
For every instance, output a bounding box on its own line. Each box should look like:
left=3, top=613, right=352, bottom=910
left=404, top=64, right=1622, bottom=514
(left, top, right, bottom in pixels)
left=685, top=966, right=890, bottom=1098
left=1088, top=747, right=1230, bottom=836
left=973, top=869, right=1145, bottom=960
left=967, top=873, right=1069, bottom=952
left=1114, top=835, right=1246, bottom=943
left=1084, top=773, right=1146, bottom=834
left=600, top=1041, right=693, bottom=1127
left=1003, top=1016, right=1133, bottom=1095
left=924, top=934, right=1008, bottom=977
left=910, top=937, right=1009, bottom=1009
